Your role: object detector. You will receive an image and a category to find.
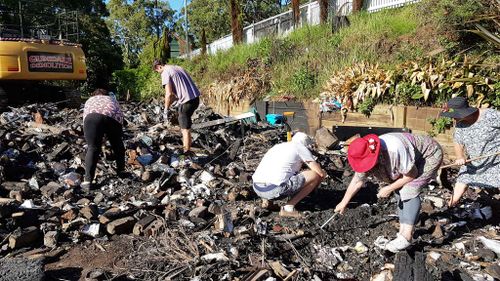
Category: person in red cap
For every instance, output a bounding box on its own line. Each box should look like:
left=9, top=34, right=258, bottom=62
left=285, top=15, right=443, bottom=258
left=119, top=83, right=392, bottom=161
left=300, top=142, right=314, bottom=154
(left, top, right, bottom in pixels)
left=335, top=133, right=443, bottom=252
left=440, top=96, right=500, bottom=207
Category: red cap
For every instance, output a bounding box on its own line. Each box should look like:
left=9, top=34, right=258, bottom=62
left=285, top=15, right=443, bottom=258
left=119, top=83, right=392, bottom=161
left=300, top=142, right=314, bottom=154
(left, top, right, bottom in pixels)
left=347, top=134, right=381, bottom=173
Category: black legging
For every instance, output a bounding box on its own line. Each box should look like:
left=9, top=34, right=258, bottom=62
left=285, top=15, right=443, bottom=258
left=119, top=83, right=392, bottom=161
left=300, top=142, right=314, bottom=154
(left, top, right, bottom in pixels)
left=83, top=113, right=125, bottom=182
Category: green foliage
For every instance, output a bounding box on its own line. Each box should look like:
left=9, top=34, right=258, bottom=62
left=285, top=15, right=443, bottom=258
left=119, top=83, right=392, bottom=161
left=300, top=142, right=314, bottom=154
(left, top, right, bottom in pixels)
left=112, top=66, right=162, bottom=100
left=427, top=116, right=453, bottom=137
left=187, top=0, right=231, bottom=45
left=358, top=97, right=377, bottom=117
left=290, top=66, right=317, bottom=94
left=106, top=0, right=174, bottom=67
left=394, top=82, right=421, bottom=105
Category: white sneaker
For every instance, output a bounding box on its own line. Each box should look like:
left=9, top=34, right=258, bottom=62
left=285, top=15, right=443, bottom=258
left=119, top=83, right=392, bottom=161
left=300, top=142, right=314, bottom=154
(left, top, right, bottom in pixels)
left=385, top=233, right=411, bottom=253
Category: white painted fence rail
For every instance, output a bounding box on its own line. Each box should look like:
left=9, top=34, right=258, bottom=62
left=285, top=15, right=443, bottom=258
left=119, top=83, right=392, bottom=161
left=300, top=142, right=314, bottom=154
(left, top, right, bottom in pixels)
left=183, top=0, right=417, bottom=58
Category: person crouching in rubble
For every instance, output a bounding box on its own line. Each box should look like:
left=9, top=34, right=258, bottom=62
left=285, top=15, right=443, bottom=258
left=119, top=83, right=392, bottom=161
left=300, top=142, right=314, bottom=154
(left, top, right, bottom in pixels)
left=335, top=133, right=443, bottom=252
left=440, top=96, right=500, bottom=207
left=252, top=132, right=327, bottom=218
left=153, top=59, right=200, bottom=156
left=81, top=88, right=125, bottom=189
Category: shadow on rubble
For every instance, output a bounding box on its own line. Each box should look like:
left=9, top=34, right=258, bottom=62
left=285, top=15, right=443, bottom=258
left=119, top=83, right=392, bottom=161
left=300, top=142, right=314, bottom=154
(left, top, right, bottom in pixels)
left=44, top=267, right=82, bottom=280
left=296, top=182, right=379, bottom=212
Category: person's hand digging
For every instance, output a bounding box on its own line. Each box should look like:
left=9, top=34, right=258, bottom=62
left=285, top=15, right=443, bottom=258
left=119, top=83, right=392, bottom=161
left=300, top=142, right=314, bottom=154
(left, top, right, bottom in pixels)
left=334, top=201, right=348, bottom=214
left=377, top=186, right=392, bottom=198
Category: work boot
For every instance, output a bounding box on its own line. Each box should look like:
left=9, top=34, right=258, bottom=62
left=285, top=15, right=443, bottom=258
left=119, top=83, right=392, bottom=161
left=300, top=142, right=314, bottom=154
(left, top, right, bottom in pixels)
left=385, top=233, right=411, bottom=253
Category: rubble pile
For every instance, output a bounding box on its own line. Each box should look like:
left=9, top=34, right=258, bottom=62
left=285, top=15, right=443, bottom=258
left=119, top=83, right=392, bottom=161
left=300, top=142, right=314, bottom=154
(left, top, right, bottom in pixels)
left=0, top=102, right=499, bottom=280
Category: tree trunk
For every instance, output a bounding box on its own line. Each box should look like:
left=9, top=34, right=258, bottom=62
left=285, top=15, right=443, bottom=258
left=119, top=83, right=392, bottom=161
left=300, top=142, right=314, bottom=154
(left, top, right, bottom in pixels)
left=229, top=0, right=243, bottom=44
left=352, top=0, right=364, bottom=12
left=158, top=27, right=170, bottom=62
left=292, top=0, right=300, bottom=27
left=201, top=28, right=207, bottom=55
left=319, top=0, right=328, bottom=24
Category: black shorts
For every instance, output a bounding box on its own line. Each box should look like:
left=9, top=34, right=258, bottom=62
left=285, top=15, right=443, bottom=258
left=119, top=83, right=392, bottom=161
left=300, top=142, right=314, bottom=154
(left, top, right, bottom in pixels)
left=178, top=97, right=199, bottom=129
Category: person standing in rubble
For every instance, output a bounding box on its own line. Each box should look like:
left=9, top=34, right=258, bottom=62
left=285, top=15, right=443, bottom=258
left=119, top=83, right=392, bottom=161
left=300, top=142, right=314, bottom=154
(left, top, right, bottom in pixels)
left=153, top=59, right=200, bottom=156
left=335, top=133, right=443, bottom=252
left=81, top=88, right=125, bottom=189
left=252, top=132, right=327, bottom=217
left=439, top=96, right=500, bottom=207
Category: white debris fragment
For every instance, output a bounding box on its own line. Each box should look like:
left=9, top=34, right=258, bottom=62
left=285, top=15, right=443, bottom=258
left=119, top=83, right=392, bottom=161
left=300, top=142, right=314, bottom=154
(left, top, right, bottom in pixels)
left=428, top=251, right=441, bottom=261
left=82, top=223, right=100, bottom=237
left=354, top=241, right=369, bottom=254
left=374, top=236, right=389, bottom=249
left=201, top=252, right=229, bottom=262
left=478, top=236, right=500, bottom=256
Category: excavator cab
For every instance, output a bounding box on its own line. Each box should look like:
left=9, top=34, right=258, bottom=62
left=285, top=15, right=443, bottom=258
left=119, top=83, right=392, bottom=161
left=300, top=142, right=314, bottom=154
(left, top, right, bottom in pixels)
left=0, top=1, right=87, bottom=110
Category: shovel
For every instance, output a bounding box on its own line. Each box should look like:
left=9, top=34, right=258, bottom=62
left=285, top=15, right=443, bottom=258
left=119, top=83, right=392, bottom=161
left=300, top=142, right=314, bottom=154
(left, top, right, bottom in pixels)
left=437, top=151, right=500, bottom=188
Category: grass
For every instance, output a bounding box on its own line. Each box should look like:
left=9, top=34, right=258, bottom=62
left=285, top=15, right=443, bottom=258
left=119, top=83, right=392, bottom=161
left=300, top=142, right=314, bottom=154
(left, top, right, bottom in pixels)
left=177, top=2, right=452, bottom=101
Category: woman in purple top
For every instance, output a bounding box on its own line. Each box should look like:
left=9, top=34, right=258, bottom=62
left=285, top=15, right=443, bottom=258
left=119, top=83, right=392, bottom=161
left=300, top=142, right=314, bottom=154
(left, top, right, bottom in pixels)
left=153, top=59, right=200, bottom=156
left=82, top=88, right=125, bottom=188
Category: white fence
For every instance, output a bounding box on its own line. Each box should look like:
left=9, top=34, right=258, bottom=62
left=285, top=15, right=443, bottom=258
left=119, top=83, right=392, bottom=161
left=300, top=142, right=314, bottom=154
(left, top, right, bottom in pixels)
left=184, top=0, right=418, bottom=58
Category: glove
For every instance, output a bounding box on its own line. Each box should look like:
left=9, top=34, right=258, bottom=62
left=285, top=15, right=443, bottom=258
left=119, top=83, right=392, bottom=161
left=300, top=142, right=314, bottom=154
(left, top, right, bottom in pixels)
left=163, top=109, right=169, bottom=122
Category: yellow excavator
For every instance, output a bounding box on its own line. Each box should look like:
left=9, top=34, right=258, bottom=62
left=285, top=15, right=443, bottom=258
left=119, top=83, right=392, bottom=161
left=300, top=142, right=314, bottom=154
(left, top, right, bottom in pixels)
left=0, top=1, right=87, bottom=110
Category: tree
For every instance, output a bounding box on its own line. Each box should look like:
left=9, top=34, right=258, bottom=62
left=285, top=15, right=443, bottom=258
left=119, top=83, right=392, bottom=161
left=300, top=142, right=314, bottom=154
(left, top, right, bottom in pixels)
left=319, top=0, right=328, bottom=23
left=106, top=0, right=174, bottom=67
left=187, top=0, right=230, bottom=46
left=229, top=0, right=243, bottom=44
left=292, top=0, right=300, bottom=27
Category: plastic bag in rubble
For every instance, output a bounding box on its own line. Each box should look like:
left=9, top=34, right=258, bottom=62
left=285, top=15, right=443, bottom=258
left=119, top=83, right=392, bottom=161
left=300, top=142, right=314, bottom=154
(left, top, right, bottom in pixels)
left=139, top=135, right=153, bottom=147
left=137, top=154, right=154, bottom=166
left=82, top=223, right=100, bottom=238
left=60, top=172, right=82, bottom=187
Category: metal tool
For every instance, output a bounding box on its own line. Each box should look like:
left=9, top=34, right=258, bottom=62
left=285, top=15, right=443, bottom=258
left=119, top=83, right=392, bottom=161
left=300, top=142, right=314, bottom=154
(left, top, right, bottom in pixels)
left=320, top=212, right=339, bottom=230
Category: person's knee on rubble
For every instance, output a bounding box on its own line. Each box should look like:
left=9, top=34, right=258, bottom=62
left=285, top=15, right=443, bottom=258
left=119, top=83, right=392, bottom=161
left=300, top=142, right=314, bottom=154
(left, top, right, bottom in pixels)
left=153, top=59, right=200, bottom=156
left=439, top=97, right=500, bottom=207
left=82, top=88, right=125, bottom=189
left=252, top=132, right=326, bottom=218
left=334, top=133, right=443, bottom=253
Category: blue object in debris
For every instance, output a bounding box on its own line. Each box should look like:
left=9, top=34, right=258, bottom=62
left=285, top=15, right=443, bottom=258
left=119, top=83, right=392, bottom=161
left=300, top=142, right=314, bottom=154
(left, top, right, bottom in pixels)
left=266, top=114, right=284, bottom=125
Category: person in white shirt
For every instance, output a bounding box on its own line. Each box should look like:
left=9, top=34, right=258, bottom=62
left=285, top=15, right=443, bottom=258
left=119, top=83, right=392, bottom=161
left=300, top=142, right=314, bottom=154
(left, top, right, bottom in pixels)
left=252, top=132, right=326, bottom=217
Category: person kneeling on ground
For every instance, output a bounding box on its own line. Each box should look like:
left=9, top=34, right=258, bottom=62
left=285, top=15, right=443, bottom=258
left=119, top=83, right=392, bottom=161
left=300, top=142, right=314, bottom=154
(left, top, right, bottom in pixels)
left=439, top=96, right=500, bottom=207
left=82, top=88, right=125, bottom=189
left=252, top=132, right=326, bottom=217
left=335, top=133, right=443, bottom=252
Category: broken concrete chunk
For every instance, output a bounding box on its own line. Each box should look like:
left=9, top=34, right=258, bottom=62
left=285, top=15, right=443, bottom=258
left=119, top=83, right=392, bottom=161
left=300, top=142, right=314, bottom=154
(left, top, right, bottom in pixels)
left=1, top=181, right=29, bottom=192
left=106, top=216, right=136, bottom=235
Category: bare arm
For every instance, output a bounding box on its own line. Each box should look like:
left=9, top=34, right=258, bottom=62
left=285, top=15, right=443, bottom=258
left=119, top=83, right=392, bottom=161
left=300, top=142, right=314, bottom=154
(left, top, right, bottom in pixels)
left=164, top=82, right=175, bottom=109
left=454, top=143, right=466, bottom=165
left=335, top=175, right=364, bottom=214
left=306, top=161, right=326, bottom=179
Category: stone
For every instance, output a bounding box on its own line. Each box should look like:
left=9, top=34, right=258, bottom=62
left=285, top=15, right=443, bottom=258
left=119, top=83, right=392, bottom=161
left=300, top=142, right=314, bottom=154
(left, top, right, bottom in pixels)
left=189, top=206, right=208, bottom=219
left=80, top=205, right=98, bottom=220
left=40, top=182, right=63, bottom=198
left=61, top=209, right=78, bottom=221
left=106, top=216, right=136, bottom=235
left=315, top=127, right=339, bottom=150
left=44, top=231, right=59, bottom=248
left=477, top=248, right=496, bottom=262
